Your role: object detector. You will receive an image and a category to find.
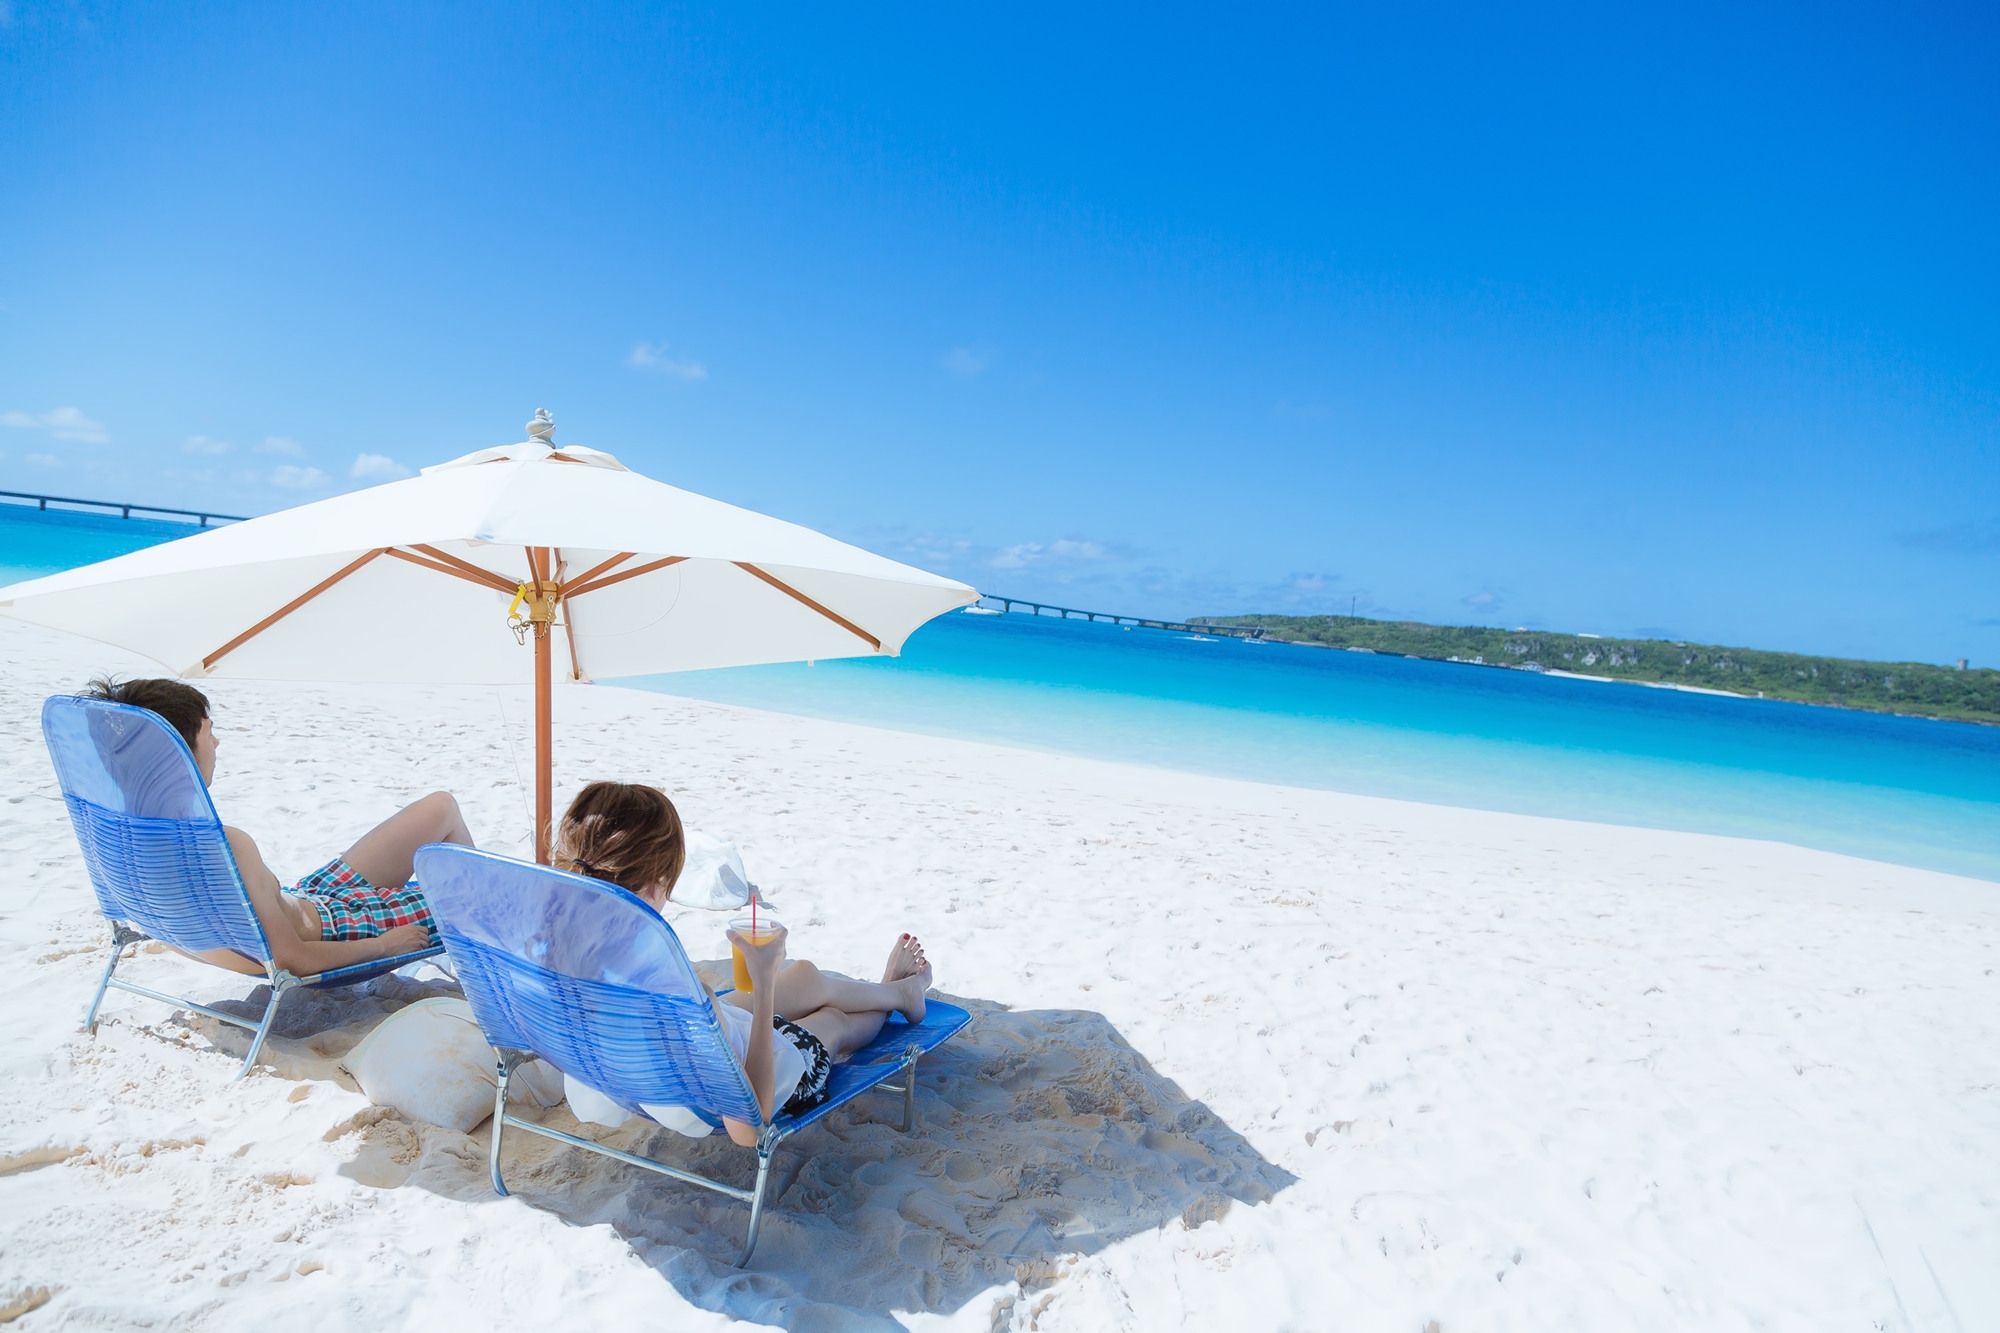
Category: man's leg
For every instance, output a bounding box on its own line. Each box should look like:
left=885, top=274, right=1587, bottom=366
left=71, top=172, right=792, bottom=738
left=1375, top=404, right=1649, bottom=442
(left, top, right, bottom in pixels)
left=341, top=792, right=473, bottom=889
left=221, top=825, right=419, bottom=976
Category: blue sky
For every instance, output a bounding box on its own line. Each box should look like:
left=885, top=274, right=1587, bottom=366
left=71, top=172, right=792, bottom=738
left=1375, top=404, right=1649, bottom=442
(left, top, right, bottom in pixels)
left=2, top=3, right=1996, bottom=664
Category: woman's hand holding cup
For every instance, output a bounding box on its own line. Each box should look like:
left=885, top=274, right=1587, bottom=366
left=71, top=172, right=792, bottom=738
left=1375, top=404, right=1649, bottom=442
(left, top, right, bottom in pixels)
left=727, top=917, right=787, bottom=992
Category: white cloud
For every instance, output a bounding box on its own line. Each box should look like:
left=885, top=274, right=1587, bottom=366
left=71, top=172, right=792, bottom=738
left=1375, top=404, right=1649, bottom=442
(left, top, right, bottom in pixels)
left=854, top=525, right=1368, bottom=621
left=940, top=346, right=991, bottom=377
left=989, top=538, right=1114, bottom=570
left=625, top=342, right=708, bottom=381
left=183, top=434, right=231, bottom=456
left=25, top=452, right=59, bottom=467
left=350, top=452, right=413, bottom=481
left=874, top=532, right=976, bottom=569
left=2, top=406, right=110, bottom=443
left=859, top=526, right=1132, bottom=582
left=257, top=436, right=305, bottom=457
left=270, top=465, right=330, bottom=489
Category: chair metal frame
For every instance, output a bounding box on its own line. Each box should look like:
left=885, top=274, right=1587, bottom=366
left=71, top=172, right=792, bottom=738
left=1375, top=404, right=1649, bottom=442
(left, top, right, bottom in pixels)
left=488, top=1038, right=925, bottom=1265
left=80, top=921, right=443, bottom=1079
left=47, top=696, right=443, bottom=1078
left=415, top=842, right=968, bottom=1267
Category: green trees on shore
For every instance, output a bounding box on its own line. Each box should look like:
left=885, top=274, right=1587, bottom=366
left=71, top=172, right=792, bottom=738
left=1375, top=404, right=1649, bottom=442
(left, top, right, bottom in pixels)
left=1190, top=615, right=2000, bottom=724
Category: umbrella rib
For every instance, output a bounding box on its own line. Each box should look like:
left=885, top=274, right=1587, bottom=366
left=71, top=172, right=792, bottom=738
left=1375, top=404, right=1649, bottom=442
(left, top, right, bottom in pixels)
left=393, top=545, right=521, bottom=593
left=200, top=548, right=389, bottom=670
left=564, top=551, right=639, bottom=592
left=555, top=548, right=586, bottom=682
left=564, top=555, right=688, bottom=599
left=733, top=562, right=882, bottom=652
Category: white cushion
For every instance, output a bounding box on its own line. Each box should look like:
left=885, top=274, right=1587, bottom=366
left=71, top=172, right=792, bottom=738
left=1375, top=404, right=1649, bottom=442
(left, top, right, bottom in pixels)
left=343, top=997, right=562, bottom=1133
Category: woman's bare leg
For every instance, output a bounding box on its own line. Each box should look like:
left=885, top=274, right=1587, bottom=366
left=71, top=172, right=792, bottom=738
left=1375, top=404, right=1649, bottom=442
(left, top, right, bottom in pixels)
left=341, top=791, right=472, bottom=889
left=726, top=957, right=930, bottom=1025
left=792, top=1005, right=889, bottom=1059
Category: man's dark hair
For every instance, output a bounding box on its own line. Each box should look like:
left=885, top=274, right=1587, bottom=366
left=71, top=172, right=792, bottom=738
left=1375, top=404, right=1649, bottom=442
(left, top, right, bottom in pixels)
left=84, top=677, right=211, bottom=750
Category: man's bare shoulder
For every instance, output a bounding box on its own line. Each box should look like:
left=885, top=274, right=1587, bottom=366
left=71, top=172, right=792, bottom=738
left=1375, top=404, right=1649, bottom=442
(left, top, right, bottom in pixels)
left=219, top=826, right=281, bottom=893
left=221, top=824, right=262, bottom=856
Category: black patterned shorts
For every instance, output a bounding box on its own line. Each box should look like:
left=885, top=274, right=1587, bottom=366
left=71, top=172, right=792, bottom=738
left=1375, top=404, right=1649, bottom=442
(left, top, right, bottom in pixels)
left=776, top=1018, right=832, bottom=1117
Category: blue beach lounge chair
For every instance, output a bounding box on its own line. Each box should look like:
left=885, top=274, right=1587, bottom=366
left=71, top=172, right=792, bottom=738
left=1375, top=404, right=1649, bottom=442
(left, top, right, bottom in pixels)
left=412, top=843, right=972, bottom=1266
left=43, top=695, right=445, bottom=1078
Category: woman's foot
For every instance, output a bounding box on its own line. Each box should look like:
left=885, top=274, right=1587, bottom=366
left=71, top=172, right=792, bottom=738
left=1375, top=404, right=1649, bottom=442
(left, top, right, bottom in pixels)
left=882, top=934, right=931, bottom=1022
left=882, top=933, right=928, bottom=983
left=889, top=966, right=932, bottom=1025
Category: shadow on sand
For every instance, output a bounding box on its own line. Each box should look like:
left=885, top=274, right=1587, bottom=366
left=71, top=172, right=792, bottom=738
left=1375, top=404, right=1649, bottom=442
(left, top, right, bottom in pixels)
left=195, top=979, right=1295, bottom=1330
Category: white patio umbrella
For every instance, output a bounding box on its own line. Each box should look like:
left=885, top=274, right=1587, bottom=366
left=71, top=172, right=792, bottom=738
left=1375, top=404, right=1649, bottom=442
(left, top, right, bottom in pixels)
left=0, top=411, right=979, bottom=861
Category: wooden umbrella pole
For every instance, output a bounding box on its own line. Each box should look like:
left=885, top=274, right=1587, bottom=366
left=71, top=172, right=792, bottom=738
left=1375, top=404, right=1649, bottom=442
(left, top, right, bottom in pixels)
left=531, top=546, right=555, bottom=864
left=535, top=616, right=552, bottom=863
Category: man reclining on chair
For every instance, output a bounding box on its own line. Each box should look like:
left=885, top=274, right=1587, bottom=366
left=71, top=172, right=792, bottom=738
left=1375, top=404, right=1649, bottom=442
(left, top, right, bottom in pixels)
left=87, top=677, right=474, bottom=978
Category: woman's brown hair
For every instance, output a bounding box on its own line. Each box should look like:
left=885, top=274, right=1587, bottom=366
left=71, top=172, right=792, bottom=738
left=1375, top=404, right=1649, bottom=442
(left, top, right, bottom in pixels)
left=552, top=782, right=686, bottom=901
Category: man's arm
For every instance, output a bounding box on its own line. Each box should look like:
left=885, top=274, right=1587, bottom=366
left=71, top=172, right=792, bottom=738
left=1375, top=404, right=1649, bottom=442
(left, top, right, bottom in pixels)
left=224, top=827, right=427, bottom=975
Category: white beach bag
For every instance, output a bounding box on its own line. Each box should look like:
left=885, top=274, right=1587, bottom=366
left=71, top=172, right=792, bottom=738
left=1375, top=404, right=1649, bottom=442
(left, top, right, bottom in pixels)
left=343, top=997, right=563, bottom=1133
left=675, top=829, right=752, bottom=910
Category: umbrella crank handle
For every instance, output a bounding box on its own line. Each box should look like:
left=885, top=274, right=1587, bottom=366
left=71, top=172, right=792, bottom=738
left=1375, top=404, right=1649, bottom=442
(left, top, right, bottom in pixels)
left=508, top=582, right=562, bottom=643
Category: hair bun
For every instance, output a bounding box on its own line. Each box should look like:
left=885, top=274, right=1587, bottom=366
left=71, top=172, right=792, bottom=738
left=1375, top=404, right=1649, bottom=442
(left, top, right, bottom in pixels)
left=549, top=780, right=687, bottom=899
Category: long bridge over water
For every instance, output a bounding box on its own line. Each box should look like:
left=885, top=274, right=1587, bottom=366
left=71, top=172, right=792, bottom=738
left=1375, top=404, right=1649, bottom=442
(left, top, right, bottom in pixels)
left=975, top=594, right=1270, bottom=639
left=2, top=488, right=247, bottom=528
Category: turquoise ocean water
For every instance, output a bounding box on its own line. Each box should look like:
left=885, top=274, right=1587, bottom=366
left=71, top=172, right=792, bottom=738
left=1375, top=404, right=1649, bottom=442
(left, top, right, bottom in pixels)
left=627, top=612, right=2000, bottom=882
left=0, top=502, right=210, bottom=588
left=10, top=503, right=1999, bottom=882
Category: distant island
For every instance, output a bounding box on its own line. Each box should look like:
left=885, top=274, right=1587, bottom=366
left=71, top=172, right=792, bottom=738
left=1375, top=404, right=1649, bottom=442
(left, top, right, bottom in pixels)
left=1188, top=614, right=2000, bottom=725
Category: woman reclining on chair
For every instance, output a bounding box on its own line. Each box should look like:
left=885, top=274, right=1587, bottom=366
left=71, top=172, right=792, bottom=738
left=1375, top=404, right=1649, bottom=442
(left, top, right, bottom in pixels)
left=552, top=781, right=933, bottom=1146
left=86, top=677, right=473, bottom=977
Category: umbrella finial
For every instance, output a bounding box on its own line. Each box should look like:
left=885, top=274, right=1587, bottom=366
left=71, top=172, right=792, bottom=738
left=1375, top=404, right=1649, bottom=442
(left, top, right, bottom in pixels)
left=527, top=409, right=555, bottom=445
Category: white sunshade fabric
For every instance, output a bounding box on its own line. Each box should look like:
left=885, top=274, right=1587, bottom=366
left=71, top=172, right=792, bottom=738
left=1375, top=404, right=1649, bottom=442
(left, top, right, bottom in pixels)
left=0, top=442, right=979, bottom=684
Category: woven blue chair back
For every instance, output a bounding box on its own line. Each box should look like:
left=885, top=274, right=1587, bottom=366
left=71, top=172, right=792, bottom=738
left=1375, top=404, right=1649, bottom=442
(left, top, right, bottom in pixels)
left=41, top=695, right=269, bottom=962
left=414, top=845, right=762, bottom=1124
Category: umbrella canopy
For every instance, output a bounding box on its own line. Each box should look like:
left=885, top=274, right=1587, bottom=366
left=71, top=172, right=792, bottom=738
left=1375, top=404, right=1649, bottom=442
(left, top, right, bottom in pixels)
left=2, top=413, right=979, bottom=859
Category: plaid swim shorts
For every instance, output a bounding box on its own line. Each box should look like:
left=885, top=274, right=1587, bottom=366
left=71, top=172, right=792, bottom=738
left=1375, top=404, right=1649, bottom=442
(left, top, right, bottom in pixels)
left=292, top=858, right=438, bottom=945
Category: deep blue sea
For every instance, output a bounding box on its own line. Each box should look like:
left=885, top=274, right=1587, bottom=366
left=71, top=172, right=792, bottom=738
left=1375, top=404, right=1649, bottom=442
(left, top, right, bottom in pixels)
left=10, top=502, right=1998, bottom=882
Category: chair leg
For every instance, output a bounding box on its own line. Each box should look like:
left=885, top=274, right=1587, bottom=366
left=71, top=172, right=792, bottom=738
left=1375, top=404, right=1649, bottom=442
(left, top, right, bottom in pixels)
left=234, top=971, right=299, bottom=1080
left=901, top=1042, right=920, bottom=1133
left=83, top=924, right=145, bottom=1032
left=737, top=1132, right=778, bottom=1267
left=490, top=1052, right=531, bottom=1198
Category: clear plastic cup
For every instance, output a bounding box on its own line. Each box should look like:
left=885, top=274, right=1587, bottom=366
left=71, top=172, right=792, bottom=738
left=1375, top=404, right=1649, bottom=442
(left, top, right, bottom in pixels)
left=729, top=913, right=782, bottom=992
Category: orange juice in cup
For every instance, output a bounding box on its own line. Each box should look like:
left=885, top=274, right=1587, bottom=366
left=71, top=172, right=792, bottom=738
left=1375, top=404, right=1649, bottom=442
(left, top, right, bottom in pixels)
left=729, top=914, right=782, bottom=992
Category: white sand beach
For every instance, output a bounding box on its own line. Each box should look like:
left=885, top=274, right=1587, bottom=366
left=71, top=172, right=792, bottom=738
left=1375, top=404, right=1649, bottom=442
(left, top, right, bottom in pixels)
left=2, top=614, right=1997, bottom=1331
